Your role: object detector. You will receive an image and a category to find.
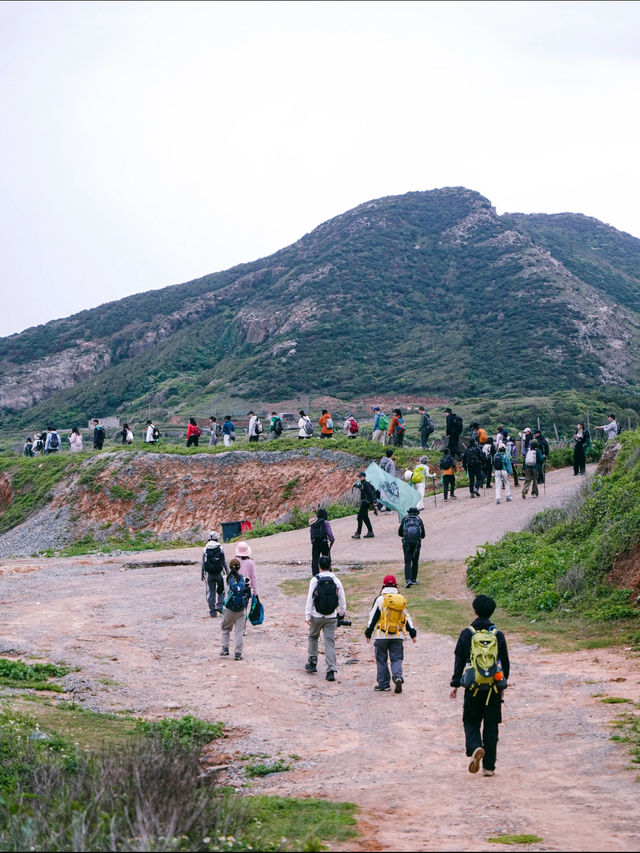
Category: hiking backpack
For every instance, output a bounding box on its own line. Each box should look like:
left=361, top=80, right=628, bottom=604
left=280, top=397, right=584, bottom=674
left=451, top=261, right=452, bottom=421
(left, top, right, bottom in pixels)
left=152, top=427, right=160, bottom=440
left=492, top=453, right=504, bottom=471
left=225, top=575, right=251, bottom=611
left=411, top=466, right=425, bottom=484
left=313, top=575, right=339, bottom=615
left=379, top=593, right=407, bottom=636
left=49, top=433, right=60, bottom=449
left=450, top=414, right=463, bottom=435
left=394, top=417, right=405, bottom=436
left=347, top=417, right=359, bottom=435
left=255, top=419, right=263, bottom=435
left=303, top=418, right=314, bottom=436
left=402, top=515, right=422, bottom=543
left=325, top=416, right=334, bottom=430
left=273, top=418, right=283, bottom=436
left=461, top=625, right=505, bottom=702
left=378, top=414, right=388, bottom=431
left=361, top=481, right=378, bottom=506
left=525, top=448, right=538, bottom=466
left=309, top=517, right=327, bottom=544
left=204, top=546, right=226, bottom=575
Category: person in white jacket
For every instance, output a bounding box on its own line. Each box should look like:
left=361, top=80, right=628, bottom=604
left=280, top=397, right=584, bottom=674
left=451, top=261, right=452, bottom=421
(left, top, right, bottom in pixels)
left=364, top=574, right=417, bottom=693
left=298, top=409, right=312, bottom=439
left=304, top=556, right=347, bottom=682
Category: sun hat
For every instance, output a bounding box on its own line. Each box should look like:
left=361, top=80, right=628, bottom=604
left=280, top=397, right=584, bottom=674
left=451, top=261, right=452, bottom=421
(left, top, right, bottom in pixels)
left=383, top=574, right=397, bottom=587
left=235, top=541, right=252, bottom=557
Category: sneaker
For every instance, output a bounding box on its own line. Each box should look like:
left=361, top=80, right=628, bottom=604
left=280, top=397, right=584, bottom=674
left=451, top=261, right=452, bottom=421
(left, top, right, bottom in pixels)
left=506, top=497, right=512, bottom=502
left=326, top=671, right=336, bottom=682
left=373, top=507, right=379, bottom=516
left=450, top=494, right=457, bottom=499
left=405, top=581, right=413, bottom=589
left=496, top=499, right=501, bottom=504
left=363, top=532, right=375, bottom=538
left=220, top=648, right=229, bottom=657
left=374, top=684, right=391, bottom=692
left=234, top=652, right=243, bottom=661
left=470, top=493, right=475, bottom=499
left=210, top=611, right=218, bottom=618
left=474, top=491, right=481, bottom=497
left=394, top=677, right=403, bottom=694
left=482, top=769, right=495, bottom=777
left=469, top=746, right=485, bottom=773
left=411, top=580, right=419, bottom=585
left=443, top=497, right=448, bottom=502
left=305, top=662, right=317, bottom=673
left=351, top=534, right=361, bottom=539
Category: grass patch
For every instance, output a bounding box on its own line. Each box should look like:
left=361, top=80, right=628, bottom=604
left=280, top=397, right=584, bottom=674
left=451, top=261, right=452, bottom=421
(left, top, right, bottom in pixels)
left=0, top=658, right=69, bottom=692
left=610, top=712, right=640, bottom=771
left=135, top=715, right=224, bottom=748
left=245, top=758, right=291, bottom=777
left=602, top=696, right=633, bottom=704
left=487, top=834, right=543, bottom=845
left=243, top=795, right=358, bottom=849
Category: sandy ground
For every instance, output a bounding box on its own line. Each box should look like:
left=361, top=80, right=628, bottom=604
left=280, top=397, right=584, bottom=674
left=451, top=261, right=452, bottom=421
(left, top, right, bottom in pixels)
left=1, top=464, right=640, bottom=852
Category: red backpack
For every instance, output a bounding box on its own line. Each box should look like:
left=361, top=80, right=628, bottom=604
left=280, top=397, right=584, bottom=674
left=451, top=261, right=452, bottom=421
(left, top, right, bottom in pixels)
left=348, top=417, right=359, bottom=435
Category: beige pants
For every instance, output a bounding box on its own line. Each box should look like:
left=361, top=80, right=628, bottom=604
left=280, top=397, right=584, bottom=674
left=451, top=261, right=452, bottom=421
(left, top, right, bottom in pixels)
left=221, top=607, right=245, bottom=654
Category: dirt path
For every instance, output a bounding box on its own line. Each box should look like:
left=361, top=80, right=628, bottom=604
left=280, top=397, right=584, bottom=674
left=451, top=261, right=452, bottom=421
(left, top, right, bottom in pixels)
left=1, top=465, right=639, bottom=851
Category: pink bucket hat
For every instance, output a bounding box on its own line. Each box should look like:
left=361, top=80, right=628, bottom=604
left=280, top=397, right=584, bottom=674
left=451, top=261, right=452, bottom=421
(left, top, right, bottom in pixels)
left=235, top=541, right=252, bottom=557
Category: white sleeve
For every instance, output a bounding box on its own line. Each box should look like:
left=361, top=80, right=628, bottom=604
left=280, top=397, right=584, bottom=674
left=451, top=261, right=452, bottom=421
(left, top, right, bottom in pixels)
left=305, top=577, right=317, bottom=619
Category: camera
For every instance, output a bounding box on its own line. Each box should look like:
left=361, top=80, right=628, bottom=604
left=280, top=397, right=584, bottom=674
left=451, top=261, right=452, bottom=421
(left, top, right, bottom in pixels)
left=337, top=615, right=352, bottom=627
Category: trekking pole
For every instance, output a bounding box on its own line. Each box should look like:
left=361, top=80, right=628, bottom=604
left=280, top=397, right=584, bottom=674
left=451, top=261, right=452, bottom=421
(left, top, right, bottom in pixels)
left=543, top=461, right=546, bottom=494
left=432, top=474, right=437, bottom=507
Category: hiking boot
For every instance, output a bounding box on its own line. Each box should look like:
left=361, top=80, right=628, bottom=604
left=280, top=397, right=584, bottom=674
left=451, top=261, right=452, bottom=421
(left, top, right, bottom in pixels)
left=521, top=493, right=526, bottom=499
left=470, top=493, right=475, bottom=499
left=220, top=648, right=229, bottom=657
left=394, top=677, right=403, bottom=694
left=496, top=499, right=500, bottom=504
left=506, top=497, right=512, bottom=502
left=374, top=684, right=391, bottom=692
left=443, top=497, right=448, bottom=502
left=210, top=611, right=218, bottom=618
left=482, top=769, right=495, bottom=777
left=474, top=491, right=481, bottom=497
left=305, top=662, right=317, bottom=673
left=351, top=534, right=361, bottom=539
left=363, top=532, right=374, bottom=538
left=450, top=494, right=457, bottom=499
left=326, top=671, right=336, bottom=682
left=469, top=747, right=485, bottom=773
left=234, top=652, right=243, bottom=661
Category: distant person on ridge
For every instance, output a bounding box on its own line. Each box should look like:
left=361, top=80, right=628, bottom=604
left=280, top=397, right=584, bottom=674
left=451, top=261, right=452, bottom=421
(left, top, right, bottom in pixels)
left=268, top=411, right=284, bottom=440
left=222, top=415, right=235, bottom=446
left=92, top=419, right=105, bottom=450
left=186, top=417, right=201, bottom=447
left=68, top=427, right=83, bottom=452
left=44, top=426, right=62, bottom=454
left=319, top=409, right=334, bottom=438
left=388, top=408, right=405, bottom=446
left=145, top=420, right=157, bottom=444
left=417, top=407, right=435, bottom=449
left=209, top=416, right=221, bottom=446
left=372, top=407, right=388, bottom=445
left=596, top=414, right=619, bottom=442
left=298, top=409, right=313, bottom=439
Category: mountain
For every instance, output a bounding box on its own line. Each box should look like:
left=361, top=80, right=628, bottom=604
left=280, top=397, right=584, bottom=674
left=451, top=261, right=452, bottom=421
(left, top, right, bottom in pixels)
left=2, top=187, right=640, bottom=428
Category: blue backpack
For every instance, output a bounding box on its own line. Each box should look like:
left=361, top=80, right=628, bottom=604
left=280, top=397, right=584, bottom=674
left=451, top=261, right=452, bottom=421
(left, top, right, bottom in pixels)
left=225, top=575, right=251, bottom=611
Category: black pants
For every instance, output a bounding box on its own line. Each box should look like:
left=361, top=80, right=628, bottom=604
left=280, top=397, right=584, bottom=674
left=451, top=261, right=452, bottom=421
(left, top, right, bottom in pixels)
left=448, top=435, right=460, bottom=455
left=462, top=689, right=503, bottom=772
left=311, top=539, right=330, bottom=575
left=574, top=447, right=586, bottom=475
left=443, top=474, right=456, bottom=498
left=249, top=435, right=259, bottom=443
left=356, top=502, right=373, bottom=535
left=468, top=466, right=484, bottom=495
left=187, top=435, right=199, bottom=447
left=403, top=540, right=421, bottom=583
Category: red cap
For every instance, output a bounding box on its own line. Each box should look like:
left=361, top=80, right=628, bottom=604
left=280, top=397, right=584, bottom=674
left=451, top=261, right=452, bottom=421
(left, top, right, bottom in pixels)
left=383, top=574, right=397, bottom=587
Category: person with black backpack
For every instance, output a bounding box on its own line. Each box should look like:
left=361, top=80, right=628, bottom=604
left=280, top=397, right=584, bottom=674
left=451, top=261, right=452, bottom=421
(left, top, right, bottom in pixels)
left=444, top=407, right=463, bottom=456
left=92, top=419, right=106, bottom=450
left=201, top=531, right=229, bottom=618
left=44, top=426, right=62, bottom=454
left=462, top=440, right=485, bottom=498
left=418, top=407, right=435, bottom=449
left=269, top=411, right=284, bottom=440
left=398, top=507, right=426, bottom=588
left=351, top=471, right=377, bottom=539
left=304, top=555, right=347, bottom=682
left=309, top=508, right=335, bottom=576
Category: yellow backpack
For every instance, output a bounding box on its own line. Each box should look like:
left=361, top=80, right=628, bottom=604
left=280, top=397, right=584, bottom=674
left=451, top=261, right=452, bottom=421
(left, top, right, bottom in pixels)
left=411, top=465, right=426, bottom=484
left=379, top=593, right=407, bottom=636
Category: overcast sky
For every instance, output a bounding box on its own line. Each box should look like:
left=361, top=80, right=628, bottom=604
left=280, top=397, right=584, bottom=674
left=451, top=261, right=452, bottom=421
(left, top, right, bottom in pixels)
left=1, top=0, right=639, bottom=338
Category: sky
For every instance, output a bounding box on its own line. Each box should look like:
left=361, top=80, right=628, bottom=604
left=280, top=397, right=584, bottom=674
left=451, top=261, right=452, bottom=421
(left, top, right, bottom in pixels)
left=1, top=0, right=639, bottom=338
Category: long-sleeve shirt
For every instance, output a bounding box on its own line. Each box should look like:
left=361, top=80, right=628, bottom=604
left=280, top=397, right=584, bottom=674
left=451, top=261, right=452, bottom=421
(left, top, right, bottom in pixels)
left=248, top=416, right=258, bottom=436
left=235, top=556, right=258, bottom=595
left=365, top=586, right=417, bottom=640
left=600, top=421, right=618, bottom=441
left=450, top=616, right=510, bottom=687
left=305, top=571, right=346, bottom=619
left=379, top=456, right=396, bottom=477
left=45, top=432, right=60, bottom=451
left=200, top=542, right=229, bottom=580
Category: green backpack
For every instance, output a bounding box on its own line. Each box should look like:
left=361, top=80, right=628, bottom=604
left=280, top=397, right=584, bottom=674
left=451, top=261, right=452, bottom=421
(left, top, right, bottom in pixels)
left=461, top=625, right=506, bottom=703
left=378, top=414, right=388, bottom=430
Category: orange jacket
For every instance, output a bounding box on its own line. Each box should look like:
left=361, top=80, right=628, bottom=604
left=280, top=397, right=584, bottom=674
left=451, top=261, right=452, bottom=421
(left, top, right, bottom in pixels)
left=319, top=413, right=334, bottom=434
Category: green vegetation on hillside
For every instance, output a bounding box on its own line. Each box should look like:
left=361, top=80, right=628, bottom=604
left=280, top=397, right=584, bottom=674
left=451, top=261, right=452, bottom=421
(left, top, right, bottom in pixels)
left=467, top=431, right=640, bottom=624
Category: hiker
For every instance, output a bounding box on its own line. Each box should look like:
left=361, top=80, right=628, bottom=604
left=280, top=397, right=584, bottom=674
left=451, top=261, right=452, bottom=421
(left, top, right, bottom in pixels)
left=120, top=423, right=134, bottom=444
left=418, top=407, right=435, bottom=448
left=379, top=448, right=396, bottom=477
left=145, top=419, right=155, bottom=443
left=305, top=555, right=347, bottom=682
left=44, top=426, right=61, bottom=454
left=298, top=409, right=313, bottom=439
left=364, top=574, right=417, bottom=693
left=573, top=422, right=590, bottom=476
left=505, top=434, right=519, bottom=487
left=220, top=557, right=252, bottom=661
left=352, top=471, right=377, bottom=539
left=92, top=419, right=105, bottom=450
left=398, top=507, right=425, bottom=588
left=186, top=418, right=201, bottom=447
left=222, top=415, right=235, bottom=446
left=462, top=440, right=484, bottom=498
left=247, top=411, right=263, bottom=443
left=318, top=409, right=334, bottom=438
left=388, top=408, right=405, bottom=446
left=268, top=411, right=284, bottom=440
left=344, top=413, right=359, bottom=438
left=208, top=416, right=221, bottom=446
left=596, top=414, right=618, bottom=442
left=201, top=531, right=228, bottom=617
left=68, top=427, right=83, bottom=452
left=372, top=406, right=388, bottom=444
left=520, top=427, right=533, bottom=460
left=449, top=594, right=510, bottom=777
left=23, top=436, right=34, bottom=457
left=481, top=436, right=495, bottom=488
left=411, top=455, right=431, bottom=510
left=522, top=439, right=543, bottom=498
left=444, top=407, right=463, bottom=456
left=533, top=429, right=550, bottom=483
left=439, top=447, right=457, bottom=501
left=492, top=443, right=513, bottom=504
left=309, top=507, right=335, bottom=575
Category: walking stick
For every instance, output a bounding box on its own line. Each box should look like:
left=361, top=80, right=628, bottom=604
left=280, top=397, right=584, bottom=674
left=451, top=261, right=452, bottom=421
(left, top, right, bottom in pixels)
left=432, top=473, right=437, bottom=507
left=543, top=461, right=546, bottom=494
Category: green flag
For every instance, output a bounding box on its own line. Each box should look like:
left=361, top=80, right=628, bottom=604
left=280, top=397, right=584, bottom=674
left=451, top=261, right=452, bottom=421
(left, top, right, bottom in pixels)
left=364, top=461, right=420, bottom=521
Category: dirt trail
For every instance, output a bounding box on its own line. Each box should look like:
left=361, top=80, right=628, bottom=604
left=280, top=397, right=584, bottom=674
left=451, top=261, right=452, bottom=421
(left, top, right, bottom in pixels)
left=1, top=465, right=639, bottom=851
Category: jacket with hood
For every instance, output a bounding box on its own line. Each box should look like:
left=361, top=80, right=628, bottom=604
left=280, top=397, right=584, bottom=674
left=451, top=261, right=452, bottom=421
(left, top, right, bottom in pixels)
left=364, top=586, right=417, bottom=640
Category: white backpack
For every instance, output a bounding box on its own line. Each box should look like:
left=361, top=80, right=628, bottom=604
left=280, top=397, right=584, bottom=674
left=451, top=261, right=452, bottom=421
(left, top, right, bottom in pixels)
left=525, top=448, right=537, bottom=466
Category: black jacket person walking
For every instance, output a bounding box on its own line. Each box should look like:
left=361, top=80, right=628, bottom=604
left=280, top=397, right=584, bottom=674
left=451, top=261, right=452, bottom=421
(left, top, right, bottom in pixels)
left=352, top=471, right=377, bottom=539
left=397, top=507, right=425, bottom=588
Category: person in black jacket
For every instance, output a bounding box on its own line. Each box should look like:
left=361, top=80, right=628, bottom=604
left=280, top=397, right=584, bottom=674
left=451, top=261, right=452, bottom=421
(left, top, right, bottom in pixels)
left=462, top=440, right=485, bottom=498
left=444, top=407, right=462, bottom=456
left=449, top=594, right=510, bottom=776
left=397, top=507, right=426, bottom=588
left=351, top=472, right=376, bottom=539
